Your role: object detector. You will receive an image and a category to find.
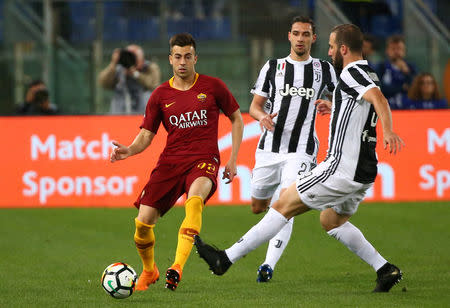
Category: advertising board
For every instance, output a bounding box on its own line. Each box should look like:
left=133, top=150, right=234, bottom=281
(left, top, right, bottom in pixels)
left=1, top=111, right=448, bottom=207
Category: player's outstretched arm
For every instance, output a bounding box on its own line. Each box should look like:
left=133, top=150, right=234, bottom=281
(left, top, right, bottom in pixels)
left=110, top=128, right=155, bottom=163
left=223, top=109, right=243, bottom=184
left=249, top=94, right=277, bottom=132
left=363, top=88, right=405, bottom=154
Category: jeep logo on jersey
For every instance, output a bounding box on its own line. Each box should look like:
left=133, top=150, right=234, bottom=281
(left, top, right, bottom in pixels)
left=279, top=84, right=315, bottom=99
left=169, top=109, right=208, bottom=128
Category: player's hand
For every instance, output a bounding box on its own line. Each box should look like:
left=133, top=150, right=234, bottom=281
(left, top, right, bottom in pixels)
left=111, top=49, right=120, bottom=65
left=110, top=141, right=131, bottom=163
left=315, top=99, right=332, bottom=115
left=259, top=112, right=277, bottom=132
left=383, top=131, right=405, bottom=155
left=222, top=161, right=237, bottom=184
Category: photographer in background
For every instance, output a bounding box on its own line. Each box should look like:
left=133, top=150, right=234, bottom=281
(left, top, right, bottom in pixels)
left=17, top=80, right=58, bottom=115
left=98, top=44, right=161, bottom=115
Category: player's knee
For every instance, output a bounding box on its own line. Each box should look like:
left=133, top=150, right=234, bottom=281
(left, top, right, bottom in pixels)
left=320, top=219, right=337, bottom=232
left=136, top=204, right=160, bottom=225
left=250, top=204, right=266, bottom=214
left=320, top=210, right=345, bottom=232
left=251, top=199, right=269, bottom=214
left=319, top=211, right=331, bottom=231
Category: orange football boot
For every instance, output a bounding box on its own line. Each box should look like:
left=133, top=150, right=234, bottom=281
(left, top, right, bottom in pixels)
left=165, top=264, right=183, bottom=291
left=136, top=263, right=160, bottom=291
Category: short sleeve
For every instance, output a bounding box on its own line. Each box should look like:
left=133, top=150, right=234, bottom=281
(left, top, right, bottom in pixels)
left=328, top=64, right=338, bottom=92
left=140, top=91, right=161, bottom=134
left=214, top=78, right=240, bottom=117
left=343, top=66, right=379, bottom=100
left=250, top=60, right=271, bottom=98
left=319, top=60, right=338, bottom=98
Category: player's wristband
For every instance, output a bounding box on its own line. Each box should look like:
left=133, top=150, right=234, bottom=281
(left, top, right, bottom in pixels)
left=133, top=71, right=140, bottom=79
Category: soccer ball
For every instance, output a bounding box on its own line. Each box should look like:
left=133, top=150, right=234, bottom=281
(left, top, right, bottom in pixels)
left=101, top=262, right=138, bottom=299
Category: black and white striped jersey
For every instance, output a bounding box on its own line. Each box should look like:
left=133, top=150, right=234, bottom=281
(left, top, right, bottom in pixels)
left=326, top=59, right=381, bottom=184
left=251, top=55, right=337, bottom=156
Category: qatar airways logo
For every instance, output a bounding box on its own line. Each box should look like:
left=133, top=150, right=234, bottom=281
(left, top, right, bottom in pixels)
left=169, top=109, right=208, bottom=129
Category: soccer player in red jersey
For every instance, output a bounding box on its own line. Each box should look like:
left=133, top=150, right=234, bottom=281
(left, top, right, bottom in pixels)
left=110, top=33, right=243, bottom=291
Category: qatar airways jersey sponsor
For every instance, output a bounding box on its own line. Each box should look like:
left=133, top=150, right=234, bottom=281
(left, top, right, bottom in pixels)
left=168, top=109, right=208, bottom=128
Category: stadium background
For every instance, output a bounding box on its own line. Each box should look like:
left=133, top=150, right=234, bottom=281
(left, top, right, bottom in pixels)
left=0, top=0, right=448, bottom=114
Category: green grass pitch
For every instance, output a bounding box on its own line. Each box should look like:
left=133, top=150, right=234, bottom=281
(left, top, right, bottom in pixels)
left=1, top=202, right=449, bottom=307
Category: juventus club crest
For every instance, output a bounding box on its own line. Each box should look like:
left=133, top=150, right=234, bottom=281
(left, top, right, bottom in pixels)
left=313, top=60, right=322, bottom=82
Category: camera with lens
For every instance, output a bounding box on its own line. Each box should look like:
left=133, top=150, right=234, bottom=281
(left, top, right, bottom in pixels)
left=118, top=49, right=137, bottom=68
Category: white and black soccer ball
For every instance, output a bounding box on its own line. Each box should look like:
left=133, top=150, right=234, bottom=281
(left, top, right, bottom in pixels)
left=101, top=262, right=138, bottom=299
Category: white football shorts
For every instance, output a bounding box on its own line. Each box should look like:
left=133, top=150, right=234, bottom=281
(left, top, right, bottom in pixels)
left=251, top=151, right=316, bottom=200
left=295, top=159, right=373, bottom=215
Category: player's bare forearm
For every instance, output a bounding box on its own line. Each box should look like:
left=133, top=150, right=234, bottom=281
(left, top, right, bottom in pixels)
left=250, top=94, right=277, bottom=131
left=229, top=109, right=244, bottom=163
left=222, top=110, right=243, bottom=183
left=111, top=128, right=155, bottom=163
left=128, top=128, right=155, bottom=156
left=363, top=88, right=405, bottom=154
left=249, top=94, right=268, bottom=122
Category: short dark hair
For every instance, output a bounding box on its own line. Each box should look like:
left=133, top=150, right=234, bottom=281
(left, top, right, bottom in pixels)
left=363, top=34, right=375, bottom=45
left=331, top=24, right=363, bottom=53
left=290, top=16, right=315, bottom=34
left=169, top=33, right=196, bottom=53
left=28, top=79, right=44, bottom=89
left=386, top=34, right=405, bottom=46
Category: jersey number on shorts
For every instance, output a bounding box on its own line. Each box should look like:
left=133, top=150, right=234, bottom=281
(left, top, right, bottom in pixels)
left=297, top=162, right=317, bottom=176
left=197, top=162, right=216, bottom=175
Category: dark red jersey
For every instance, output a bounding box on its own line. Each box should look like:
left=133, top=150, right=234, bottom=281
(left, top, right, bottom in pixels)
left=141, top=73, right=239, bottom=160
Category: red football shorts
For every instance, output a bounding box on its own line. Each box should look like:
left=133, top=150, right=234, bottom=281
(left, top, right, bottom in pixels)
left=134, top=156, right=219, bottom=216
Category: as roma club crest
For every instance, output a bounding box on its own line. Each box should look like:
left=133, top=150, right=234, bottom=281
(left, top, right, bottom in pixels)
left=197, top=93, right=207, bottom=102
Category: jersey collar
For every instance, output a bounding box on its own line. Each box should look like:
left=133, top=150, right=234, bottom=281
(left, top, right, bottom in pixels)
left=286, top=55, right=313, bottom=64
left=169, top=73, right=199, bottom=90
left=342, top=59, right=368, bottom=72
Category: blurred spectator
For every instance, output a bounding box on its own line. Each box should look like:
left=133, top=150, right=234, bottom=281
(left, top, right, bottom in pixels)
left=124, top=1, right=159, bottom=17
left=424, top=0, right=450, bottom=29
left=362, top=34, right=378, bottom=68
left=337, top=0, right=391, bottom=33
left=399, top=73, right=448, bottom=109
left=197, top=0, right=227, bottom=19
left=17, top=80, right=58, bottom=115
left=164, top=0, right=227, bottom=20
left=239, top=0, right=296, bottom=39
left=98, top=45, right=161, bottom=115
left=376, top=34, right=417, bottom=108
left=31, top=1, right=72, bottom=41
